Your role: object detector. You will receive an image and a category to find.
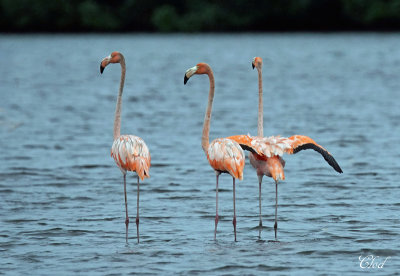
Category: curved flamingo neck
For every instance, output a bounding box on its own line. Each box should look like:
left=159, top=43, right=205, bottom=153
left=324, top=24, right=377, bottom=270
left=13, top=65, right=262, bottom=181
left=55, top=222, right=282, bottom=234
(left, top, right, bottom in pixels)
left=114, top=55, right=126, bottom=140
left=202, top=65, right=215, bottom=154
left=257, top=67, right=263, bottom=137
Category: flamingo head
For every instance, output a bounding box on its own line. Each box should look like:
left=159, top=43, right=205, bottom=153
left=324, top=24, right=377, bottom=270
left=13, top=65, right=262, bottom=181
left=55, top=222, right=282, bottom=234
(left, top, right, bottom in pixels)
left=252, top=57, right=263, bottom=70
left=184, top=63, right=209, bottom=84
left=100, top=51, right=123, bottom=74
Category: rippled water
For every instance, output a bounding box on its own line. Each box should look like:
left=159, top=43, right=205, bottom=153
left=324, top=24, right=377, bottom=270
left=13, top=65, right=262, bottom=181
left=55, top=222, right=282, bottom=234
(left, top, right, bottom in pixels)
left=1, top=33, right=399, bottom=275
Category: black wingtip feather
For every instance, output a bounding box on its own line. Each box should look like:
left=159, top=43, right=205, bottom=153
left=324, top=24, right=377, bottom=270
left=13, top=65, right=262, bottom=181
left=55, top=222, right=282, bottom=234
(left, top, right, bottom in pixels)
left=293, top=143, right=343, bottom=173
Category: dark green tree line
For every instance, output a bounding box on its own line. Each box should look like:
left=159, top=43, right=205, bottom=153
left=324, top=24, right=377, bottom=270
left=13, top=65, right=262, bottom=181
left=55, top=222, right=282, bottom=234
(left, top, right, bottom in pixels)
left=1, top=0, right=400, bottom=32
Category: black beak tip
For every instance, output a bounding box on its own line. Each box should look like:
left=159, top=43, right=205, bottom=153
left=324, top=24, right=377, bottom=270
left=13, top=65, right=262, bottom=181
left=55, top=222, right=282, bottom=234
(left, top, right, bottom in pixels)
left=252, top=64, right=255, bottom=69
left=100, top=65, right=105, bottom=74
left=184, top=75, right=189, bottom=85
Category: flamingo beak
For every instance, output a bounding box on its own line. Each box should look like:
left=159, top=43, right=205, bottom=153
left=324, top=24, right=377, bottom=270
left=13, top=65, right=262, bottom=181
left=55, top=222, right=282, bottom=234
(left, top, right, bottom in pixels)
left=252, top=57, right=257, bottom=70
left=100, top=55, right=111, bottom=74
left=184, top=66, right=198, bottom=85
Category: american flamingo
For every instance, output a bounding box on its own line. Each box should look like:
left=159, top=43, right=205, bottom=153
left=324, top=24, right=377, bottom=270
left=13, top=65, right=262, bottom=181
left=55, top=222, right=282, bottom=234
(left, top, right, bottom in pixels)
left=100, top=51, right=151, bottom=244
left=228, top=57, right=342, bottom=241
left=183, top=63, right=264, bottom=241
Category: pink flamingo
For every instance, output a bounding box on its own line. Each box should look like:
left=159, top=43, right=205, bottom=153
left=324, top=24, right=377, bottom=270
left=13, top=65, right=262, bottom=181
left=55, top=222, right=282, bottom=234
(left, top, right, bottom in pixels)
left=184, top=63, right=263, bottom=241
left=228, top=57, right=342, bottom=240
left=100, top=51, right=151, bottom=244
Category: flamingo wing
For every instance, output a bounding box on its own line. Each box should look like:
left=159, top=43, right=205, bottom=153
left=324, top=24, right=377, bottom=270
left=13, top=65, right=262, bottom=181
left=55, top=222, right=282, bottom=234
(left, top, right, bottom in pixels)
left=253, top=135, right=342, bottom=174
left=111, top=135, right=151, bottom=180
left=207, top=138, right=245, bottom=180
left=284, top=135, right=342, bottom=173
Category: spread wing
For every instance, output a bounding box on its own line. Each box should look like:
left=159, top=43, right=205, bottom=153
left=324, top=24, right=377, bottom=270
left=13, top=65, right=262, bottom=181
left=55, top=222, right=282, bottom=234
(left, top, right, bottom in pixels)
left=250, top=135, right=343, bottom=174
left=284, top=135, right=342, bottom=173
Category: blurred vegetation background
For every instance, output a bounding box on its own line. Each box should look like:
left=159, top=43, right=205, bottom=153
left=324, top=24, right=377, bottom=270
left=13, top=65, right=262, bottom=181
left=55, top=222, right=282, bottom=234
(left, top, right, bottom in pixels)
left=1, top=0, right=400, bottom=32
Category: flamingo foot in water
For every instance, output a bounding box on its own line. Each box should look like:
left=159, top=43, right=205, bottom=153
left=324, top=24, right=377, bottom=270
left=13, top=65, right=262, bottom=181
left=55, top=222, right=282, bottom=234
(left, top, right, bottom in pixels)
left=233, top=216, right=237, bottom=242
left=136, top=217, right=139, bottom=243
left=125, top=218, right=129, bottom=243
left=214, top=215, right=219, bottom=240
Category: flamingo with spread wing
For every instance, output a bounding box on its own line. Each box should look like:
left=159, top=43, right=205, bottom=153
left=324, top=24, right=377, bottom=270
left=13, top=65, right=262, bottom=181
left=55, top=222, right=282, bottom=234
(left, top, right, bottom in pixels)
left=228, top=57, right=342, bottom=241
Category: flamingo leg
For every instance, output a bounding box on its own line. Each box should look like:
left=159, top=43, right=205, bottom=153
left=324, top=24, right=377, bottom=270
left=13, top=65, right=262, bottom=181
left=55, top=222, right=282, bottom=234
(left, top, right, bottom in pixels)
left=136, top=176, right=140, bottom=243
left=233, top=177, right=237, bottom=242
left=274, top=180, right=278, bottom=240
left=214, top=172, right=219, bottom=240
left=258, top=175, right=263, bottom=239
left=123, top=173, right=129, bottom=244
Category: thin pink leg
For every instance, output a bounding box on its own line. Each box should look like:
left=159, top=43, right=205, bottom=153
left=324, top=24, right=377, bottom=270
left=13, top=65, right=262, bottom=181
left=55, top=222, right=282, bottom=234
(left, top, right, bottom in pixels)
left=136, top=176, right=140, bottom=243
left=123, top=173, right=129, bottom=244
left=258, top=174, right=263, bottom=239
left=232, top=177, right=237, bottom=242
left=214, top=173, right=219, bottom=240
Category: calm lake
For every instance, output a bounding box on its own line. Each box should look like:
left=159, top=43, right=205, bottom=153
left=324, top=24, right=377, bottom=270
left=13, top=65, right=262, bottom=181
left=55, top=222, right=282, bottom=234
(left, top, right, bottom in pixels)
left=0, top=33, right=399, bottom=275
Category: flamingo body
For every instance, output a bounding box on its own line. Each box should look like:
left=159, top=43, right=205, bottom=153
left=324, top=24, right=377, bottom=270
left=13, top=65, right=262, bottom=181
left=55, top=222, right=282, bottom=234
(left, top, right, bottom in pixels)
left=111, top=135, right=151, bottom=181
left=207, top=138, right=245, bottom=180
left=249, top=154, right=286, bottom=181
